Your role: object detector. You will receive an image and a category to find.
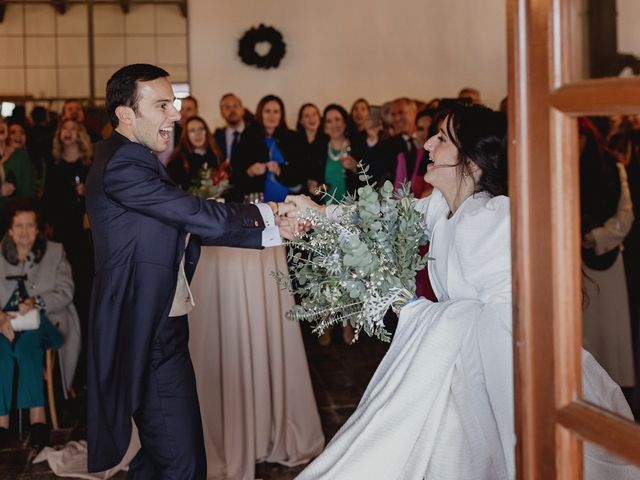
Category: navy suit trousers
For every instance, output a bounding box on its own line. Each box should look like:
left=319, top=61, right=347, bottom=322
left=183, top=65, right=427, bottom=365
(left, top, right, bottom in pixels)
left=128, top=314, right=206, bottom=479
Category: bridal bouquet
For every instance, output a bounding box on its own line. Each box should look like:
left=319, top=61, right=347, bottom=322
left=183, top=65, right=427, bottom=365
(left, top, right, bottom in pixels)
left=274, top=166, right=429, bottom=343
left=188, top=161, right=230, bottom=199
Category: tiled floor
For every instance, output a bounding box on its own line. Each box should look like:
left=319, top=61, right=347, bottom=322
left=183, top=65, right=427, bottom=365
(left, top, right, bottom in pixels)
left=0, top=326, right=390, bottom=479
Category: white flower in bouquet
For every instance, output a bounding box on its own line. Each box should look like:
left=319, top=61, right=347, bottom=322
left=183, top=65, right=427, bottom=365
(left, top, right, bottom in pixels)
left=274, top=165, right=429, bottom=343
left=188, top=161, right=230, bottom=199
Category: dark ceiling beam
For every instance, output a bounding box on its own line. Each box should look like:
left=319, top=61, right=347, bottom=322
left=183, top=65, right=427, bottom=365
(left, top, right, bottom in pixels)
left=119, top=0, right=131, bottom=14
left=51, top=0, right=68, bottom=14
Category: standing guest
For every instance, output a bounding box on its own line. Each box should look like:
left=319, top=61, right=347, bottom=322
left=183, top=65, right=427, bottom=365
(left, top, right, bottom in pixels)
left=311, top=103, right=368, bottom=345
left=350, top=98, right=381, bottom=147
left=27, top=106, right=54, bottom=197
left=85, top=63, right=298, bottom=477
left=369, top=97, right=418, bottom=184
left=579, top=117, right=635, bottom=390
left=350, top=98, right=372, bottom=133
left=8, top=122, right=27, bottom=149
left=232, top=94, right=304, bottom=202
left=61, top=99, right=101, bottom=143
left=175, top=95, right=198, bottom=144
left=0, top=119, right=35, bottom=210
left=296, top=103, right=327, bottom=196
left=0, top=198, right=80, bottom=452
left=167, top=115, right=223, bottom=191
left=158, top=95, right=199, bottom=167
left=213, top=93, right=249, bottom=162
left=43, top=119, right=93, bottom=360
left=394, top=109, right=435, bottom=198
left=458, top=87, right=482, bottom=105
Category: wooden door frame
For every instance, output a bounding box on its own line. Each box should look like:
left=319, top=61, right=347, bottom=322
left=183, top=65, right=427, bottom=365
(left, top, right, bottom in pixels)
left=508, top=0, right=640, bottom=479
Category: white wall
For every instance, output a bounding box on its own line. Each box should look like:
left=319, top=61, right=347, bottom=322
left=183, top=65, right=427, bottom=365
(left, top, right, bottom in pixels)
left=188, top=0, right=507, bottom=129
left=0, top=2, right=187, bottom=107
left=618, top=0, right=640, bottom=58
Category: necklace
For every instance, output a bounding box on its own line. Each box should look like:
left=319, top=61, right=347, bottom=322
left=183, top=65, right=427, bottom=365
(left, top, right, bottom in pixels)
left=327, top=141, right=350, bottom=162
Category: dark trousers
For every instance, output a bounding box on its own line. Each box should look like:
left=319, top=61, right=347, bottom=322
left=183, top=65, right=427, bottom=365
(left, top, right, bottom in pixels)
left=128, top=314, right=206, bottom=479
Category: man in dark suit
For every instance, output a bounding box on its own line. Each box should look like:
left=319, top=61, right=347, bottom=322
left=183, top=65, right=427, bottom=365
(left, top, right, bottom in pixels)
left=369, top=97, right=418, bottom=185
left=213, top=93, right=249, bottom=162
left=85, top=64, right=296, bottom=478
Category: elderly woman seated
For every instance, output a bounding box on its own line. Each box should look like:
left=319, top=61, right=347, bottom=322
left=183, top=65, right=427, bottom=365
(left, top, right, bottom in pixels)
left=0, top=198, right=80, bottom=451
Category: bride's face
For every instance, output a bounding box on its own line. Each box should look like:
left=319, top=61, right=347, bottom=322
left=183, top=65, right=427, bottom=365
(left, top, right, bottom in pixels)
left=423, top=117, right=463, bottom=194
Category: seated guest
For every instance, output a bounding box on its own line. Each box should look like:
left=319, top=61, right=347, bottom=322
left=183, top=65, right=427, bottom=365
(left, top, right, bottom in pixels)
left=368, top=97, right=418, bottom=184
left=0, top=119, right=36, bottom=209
left=167, top=116, right=223, bottom=191
left=231, top=94, right=304, bottom=202
left=394, top=108, right=435, bottom=198
left=296, top=103, right=327, bottom=196
left=0, top=199, right=80, bottom=451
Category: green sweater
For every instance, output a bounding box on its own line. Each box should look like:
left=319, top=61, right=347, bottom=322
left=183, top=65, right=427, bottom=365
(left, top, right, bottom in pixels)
left=0, top=148, right=36, bottom=209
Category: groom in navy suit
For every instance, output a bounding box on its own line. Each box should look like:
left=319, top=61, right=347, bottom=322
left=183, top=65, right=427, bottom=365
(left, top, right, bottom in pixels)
left=85, top=64, right=295, bottom=478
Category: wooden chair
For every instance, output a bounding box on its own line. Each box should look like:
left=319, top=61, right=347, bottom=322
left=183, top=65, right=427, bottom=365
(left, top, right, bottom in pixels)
left=44, top=349, right=59, bottom=430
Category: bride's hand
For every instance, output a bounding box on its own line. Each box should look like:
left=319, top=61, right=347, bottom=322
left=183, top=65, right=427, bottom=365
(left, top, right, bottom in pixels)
left=284, top=194, right=325, bottom=217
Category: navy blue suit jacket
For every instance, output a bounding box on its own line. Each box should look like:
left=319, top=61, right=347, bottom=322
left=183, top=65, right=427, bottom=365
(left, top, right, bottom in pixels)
left=85, top=131, right=265, bottom=471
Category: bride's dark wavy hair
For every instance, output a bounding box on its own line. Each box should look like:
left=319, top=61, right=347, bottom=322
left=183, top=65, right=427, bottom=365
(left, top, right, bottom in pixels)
left=444, top=104, right=508, bottom=197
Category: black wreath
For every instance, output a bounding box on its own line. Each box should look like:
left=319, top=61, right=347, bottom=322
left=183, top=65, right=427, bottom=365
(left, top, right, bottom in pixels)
left=238, top=24, right=286, bottom=70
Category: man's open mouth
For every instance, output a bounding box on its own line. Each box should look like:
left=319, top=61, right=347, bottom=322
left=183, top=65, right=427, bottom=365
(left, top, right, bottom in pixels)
left=159, top=127, right=173, bottom=141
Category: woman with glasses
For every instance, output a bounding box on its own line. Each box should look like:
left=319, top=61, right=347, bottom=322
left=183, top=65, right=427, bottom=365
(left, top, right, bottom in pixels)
left=167, top=116, right=224, bottom=192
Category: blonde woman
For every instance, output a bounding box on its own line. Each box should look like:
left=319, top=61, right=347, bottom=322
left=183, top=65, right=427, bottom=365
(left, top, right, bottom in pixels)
left=43, top=119, right=93, bottom=360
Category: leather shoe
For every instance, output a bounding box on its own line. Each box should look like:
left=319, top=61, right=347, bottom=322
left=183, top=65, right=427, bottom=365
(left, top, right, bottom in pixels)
left=0, top=427, right=9, bottom=450
left=29, top=423, right=50, bottom=452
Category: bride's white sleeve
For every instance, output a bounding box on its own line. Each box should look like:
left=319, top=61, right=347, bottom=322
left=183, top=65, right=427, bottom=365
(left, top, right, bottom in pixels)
left=414, top=189, right=448, bottom=238
left=454, top=195, right=512, bottom=305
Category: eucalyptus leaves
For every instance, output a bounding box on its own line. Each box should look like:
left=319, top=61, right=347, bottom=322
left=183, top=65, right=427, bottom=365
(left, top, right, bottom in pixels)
left=274, top=170, right=429, bottom=343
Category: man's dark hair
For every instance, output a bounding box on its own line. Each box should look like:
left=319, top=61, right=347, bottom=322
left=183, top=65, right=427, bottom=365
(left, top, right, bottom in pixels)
left=106, top=64, right=169, bottom=128
left=181, top=95, right=198, bottom=108
left=31, top=106, right=48, bottom=125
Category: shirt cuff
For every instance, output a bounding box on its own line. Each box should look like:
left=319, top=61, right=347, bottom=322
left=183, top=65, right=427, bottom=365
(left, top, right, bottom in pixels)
left=256, top=203, right=282, bottom=247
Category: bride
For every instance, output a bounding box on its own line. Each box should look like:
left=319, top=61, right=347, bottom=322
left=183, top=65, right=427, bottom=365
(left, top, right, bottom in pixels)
left=286, top=104, right=640, bottom=480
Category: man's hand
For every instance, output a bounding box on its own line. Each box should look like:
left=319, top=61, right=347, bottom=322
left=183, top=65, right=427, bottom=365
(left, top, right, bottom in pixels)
left=0, top=311, right=15, bottom=342
left=276, top=216, right=311, bottom=240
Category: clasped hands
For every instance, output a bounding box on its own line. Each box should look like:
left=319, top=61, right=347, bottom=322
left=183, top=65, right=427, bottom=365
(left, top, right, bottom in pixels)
left=269, top=195, right=324, bottom=240
left=0, top=300, right=35, bottom=341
